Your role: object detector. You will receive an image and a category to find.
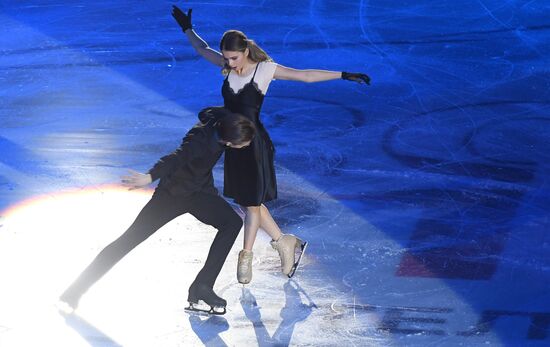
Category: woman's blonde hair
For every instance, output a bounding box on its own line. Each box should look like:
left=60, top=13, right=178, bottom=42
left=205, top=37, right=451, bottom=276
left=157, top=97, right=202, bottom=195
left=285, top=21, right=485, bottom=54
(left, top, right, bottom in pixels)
left=219, top=30, right=273, bottom=75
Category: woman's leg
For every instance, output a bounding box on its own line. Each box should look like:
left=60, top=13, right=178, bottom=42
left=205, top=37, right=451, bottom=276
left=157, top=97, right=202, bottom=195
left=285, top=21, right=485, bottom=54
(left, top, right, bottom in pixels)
left=258, top=204, right=305, bottom=276
left=258, top=204, right=283, bottom=241
left=237, top=205, right=261, bottom=284
left=238, top=204, right=286, bottom=284
left=242, top=204, right=283, bottom=249
left=243, top=206, right=261, bottom=250
left=238, top=204, right=305, bottom=282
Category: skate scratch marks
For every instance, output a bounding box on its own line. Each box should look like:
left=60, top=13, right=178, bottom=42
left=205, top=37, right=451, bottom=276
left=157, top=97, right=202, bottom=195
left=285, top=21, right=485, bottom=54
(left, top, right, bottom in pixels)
left=475, top=0, right=511, bottom=29
left=308, top=0, right=331, bottom=50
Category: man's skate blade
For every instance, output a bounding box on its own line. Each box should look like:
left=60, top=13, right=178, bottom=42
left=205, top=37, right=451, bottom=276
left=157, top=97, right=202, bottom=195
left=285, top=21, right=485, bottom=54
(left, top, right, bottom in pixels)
left=288, top=241, right=308, bottom=278
left=185, top=306, right=226, bottom=316
left=185, top=302, right=226, bottom=315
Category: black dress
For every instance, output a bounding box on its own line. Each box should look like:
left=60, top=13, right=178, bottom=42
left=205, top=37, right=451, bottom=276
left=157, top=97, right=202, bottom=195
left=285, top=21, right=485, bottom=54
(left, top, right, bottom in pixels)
left=222, top=63, right=277, bottom=206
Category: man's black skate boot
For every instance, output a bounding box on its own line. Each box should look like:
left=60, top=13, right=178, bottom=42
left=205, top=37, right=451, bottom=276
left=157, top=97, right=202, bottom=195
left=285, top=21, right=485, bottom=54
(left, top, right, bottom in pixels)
left=186, top=282, right=227, bottom=315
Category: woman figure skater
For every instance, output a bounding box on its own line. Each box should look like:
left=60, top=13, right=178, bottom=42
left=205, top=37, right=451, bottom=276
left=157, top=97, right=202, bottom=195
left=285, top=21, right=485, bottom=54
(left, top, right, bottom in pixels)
left=172, top=6, right=370, bottom=284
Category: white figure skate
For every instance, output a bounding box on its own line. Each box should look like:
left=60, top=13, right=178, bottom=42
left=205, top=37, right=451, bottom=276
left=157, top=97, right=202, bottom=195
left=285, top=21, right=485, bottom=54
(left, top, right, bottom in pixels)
left=237, top=249, right=254, bottom=284
left=270, top=234, right=308, bottom=278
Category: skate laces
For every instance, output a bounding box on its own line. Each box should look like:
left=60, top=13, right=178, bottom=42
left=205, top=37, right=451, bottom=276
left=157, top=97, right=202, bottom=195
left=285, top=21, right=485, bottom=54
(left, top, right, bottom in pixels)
left=271, top=234, right=295, bottom=251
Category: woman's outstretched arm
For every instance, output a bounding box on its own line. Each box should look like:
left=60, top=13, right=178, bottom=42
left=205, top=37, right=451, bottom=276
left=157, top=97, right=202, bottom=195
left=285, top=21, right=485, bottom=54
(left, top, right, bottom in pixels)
left=172, top=6, right=224, bottom=67
left=274, top=64, right=370, bottom=84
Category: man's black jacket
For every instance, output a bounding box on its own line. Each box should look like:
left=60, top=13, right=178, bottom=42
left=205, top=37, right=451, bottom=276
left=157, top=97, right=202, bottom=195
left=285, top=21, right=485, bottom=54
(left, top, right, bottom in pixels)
left=148, top=106, right=230, bottom=196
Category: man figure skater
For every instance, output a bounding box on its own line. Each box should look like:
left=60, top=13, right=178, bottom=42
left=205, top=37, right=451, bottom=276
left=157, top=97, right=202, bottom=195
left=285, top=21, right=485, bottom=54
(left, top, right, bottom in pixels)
left=60, top=106, right=255, bottom=315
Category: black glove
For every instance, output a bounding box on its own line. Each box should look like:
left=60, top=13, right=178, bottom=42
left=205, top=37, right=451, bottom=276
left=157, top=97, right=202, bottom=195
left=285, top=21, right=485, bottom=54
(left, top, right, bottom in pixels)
left=341, top=72, right=371, bottom=85
left=172, top=5, right=192, bottom=32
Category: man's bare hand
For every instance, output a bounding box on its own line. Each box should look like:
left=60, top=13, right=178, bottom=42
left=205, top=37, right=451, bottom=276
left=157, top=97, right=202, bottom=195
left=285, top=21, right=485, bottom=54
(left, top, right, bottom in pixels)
left=121, top=169, right=152, bottom=190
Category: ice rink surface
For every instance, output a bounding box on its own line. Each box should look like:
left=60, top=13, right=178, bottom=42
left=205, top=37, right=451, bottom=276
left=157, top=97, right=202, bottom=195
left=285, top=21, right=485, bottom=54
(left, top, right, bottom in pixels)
left=1, top=1, right=549, bottom=346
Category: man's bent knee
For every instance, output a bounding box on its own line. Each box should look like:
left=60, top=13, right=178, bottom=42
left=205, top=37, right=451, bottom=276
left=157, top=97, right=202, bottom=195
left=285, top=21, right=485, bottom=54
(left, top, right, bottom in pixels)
left=212, top=211, right=243, bottom=235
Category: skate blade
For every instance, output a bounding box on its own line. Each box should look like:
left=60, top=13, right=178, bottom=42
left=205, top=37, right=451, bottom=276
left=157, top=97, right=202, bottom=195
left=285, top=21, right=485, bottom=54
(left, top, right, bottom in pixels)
left=288, top=241, right=308, bottom=278
left=185, top=301, right=226, bottom=315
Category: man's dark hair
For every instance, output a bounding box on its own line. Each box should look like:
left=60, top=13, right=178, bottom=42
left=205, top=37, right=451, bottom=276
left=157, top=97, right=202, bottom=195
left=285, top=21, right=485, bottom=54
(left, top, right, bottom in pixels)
left=216, top=114, right=256, bottom=145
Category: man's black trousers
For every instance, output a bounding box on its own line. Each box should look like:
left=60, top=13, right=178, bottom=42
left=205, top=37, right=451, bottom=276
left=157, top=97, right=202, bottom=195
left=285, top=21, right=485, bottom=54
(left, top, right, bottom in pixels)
left=61, top=189, right=243, bottom=303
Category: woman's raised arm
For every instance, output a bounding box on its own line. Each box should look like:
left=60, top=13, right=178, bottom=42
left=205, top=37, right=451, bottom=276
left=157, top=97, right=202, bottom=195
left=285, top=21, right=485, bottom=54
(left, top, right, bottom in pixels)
left=172, top=6, right=225, bottom=67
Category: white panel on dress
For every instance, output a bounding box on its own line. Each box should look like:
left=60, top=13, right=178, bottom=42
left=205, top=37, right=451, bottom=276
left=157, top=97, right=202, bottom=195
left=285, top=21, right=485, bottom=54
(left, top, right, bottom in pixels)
left=226, top=61, right=277, bottom=95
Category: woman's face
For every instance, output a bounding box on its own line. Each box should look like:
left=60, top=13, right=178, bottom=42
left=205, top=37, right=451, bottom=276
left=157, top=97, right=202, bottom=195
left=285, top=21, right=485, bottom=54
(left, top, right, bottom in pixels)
left=222, top=49, right=249, bottom=72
